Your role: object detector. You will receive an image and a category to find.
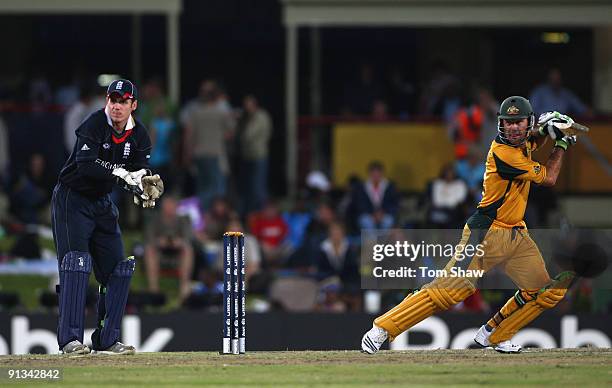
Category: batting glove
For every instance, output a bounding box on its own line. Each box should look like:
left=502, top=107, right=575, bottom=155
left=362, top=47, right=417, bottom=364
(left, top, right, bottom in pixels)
left=554, top=134, right=577, bottom=151
left=112, top=167, right=138, bottom=186
left=537, top=111, right=574, bottom=139
left=113, top=168, right=152, bottom=200
left=113, top=168, right=143, bottom=197
left=130, top=169, right=149, bottom=185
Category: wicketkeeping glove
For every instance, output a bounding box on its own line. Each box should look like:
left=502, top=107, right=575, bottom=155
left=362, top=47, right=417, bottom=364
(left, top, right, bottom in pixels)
left=536, top=111, right=575, bottom=140
left=133, top=174, right=164, bottom=208
left=133, top=195, right=156, bottom=208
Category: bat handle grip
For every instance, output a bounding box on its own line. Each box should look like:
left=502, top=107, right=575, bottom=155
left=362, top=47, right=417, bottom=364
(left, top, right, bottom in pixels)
left=570, top=122, right=590, bottom=132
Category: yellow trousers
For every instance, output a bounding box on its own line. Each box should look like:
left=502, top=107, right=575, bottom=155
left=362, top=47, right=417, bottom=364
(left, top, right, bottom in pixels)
left=374, top=224, right=557, bottom=342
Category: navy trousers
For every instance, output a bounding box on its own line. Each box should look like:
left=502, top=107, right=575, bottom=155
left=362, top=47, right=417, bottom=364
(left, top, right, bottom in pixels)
left=51, top=182, right=126, bottom=348
left=51, top=182, right=125, bottom=284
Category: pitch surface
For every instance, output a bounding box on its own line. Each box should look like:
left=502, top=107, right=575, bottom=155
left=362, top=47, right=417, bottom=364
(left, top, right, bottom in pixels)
left=1, top=348, right=610, bottom=386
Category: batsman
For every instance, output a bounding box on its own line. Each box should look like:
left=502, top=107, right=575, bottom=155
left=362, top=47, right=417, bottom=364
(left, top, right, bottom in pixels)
left=52, top=79, right=164, bottom=355
left=362, top=96, right=583, bottom=354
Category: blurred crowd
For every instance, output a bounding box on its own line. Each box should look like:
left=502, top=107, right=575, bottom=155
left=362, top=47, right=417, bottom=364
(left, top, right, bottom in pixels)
left=338, top=63, right=591, bottom=123
left=0, top=65, right=605, bottom=315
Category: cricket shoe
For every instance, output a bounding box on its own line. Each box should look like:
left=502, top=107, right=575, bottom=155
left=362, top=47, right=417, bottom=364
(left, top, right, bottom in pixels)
left=61, top=340, right=91, bottom=355
left=361, top=325, right=388, bottom=354
left=473, top=324, right=492, bottom=347
left=494, top=340, right=522, bottom=354
left=92, top=342, right=136, bottom=355
left=474, top=325, right=521, bottom=353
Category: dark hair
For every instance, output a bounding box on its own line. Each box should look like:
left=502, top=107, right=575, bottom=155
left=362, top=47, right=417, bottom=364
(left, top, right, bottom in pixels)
left=368, top=161, right=384, bottom=172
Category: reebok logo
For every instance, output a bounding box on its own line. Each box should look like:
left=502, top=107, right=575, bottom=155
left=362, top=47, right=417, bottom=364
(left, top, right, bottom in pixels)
left=78, top=257, right=84, bottom=267
left=81, top=144, right=90, bottom=151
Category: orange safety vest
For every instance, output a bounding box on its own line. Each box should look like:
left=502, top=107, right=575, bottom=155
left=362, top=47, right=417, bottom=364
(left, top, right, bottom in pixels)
left=454, top=105, right=483, bottom=158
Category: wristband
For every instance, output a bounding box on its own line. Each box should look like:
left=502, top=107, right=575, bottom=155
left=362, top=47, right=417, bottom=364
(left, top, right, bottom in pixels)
left=554, top=139, right=568, bottom=151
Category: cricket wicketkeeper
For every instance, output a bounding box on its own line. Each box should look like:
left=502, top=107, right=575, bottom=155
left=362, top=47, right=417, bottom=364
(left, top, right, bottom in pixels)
left=52, top=79, right=164, bottom=355
left=362, top=96, right=579, bottom=354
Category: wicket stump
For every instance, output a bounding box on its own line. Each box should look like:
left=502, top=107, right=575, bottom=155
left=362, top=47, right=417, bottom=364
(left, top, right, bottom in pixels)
left=222, top=232, right=246, bottom=354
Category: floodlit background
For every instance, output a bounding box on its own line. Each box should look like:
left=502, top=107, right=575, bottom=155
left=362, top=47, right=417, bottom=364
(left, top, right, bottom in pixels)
left=0, top=0, right=610, bottom=353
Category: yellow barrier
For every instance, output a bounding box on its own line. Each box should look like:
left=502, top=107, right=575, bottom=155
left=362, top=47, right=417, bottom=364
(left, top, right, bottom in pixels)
left=332, top=123, right=454, bottom=191
left=333, top=122, right=612, bottom=193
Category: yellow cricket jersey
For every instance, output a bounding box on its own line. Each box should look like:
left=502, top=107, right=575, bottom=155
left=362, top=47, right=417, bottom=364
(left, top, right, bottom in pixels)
left=468, top=136, right=546, bottom=229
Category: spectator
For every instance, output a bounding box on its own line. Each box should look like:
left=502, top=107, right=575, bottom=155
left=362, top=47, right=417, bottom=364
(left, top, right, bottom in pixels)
left=450, top=104, right=481, bottom=159
left=354, top=161, right=399, bottom=230
left=0, top=115, right=8, bottom=185
left=177, top=196, right=206, bottom=236
left=249, top=200, right=290, bottom=268
left=455, top=146, right=485, bottom=203
left=343, top=63, right=383, bottom=115
left=63, top=83, right=105, bottom=154
left=55, top=68, right=87, bottom=107
left=475, top=88, right=500, bottom=155
left=203, top=197, right=236, bottom=241
left=148, top=100, right=177, bottom=192
left=172, top=196, right=213, bottom=299
left=305, top=170, right=332, bottom=204
left=316, top=277, right=346, bottom=313
left=450, top=87, right=498, bottom=159
left=287, top=200, right=338, bottom=271
left=386, top=65, right=416, bottom=118
left=426, top=163, right=468, bottom=228
left=316, top=222, right=360, bottom=292
left=237, top=94, right=272, bottom=215
left=529, top=68, right=592, bottom=117
left=226, top=218, right=261, bottom=283
left=419, top=60, right=460, bottom=122
left=183, top=81, right=235, bottom=209
left=177, top=81, right=206, bottom=196
left=282, top=196, right=313, bottom=253
left=144, top=196, right=195, bottom=300
left=29, top=74, right=52, bottom=108
left=305, top=201, right=338, bottom=248
left=9, top=153, right=53, bottom=224
left=180, top=79, right=218, bottom=130
left=138, top=77, right=177, bottom=130
left=138, top=79, right=178, bottom=192
left=215, top=81, right=233, bottom=114
left=218, top=82, right=239, bottom=199
left=337, top=175, right=362, bottom=235
left=371, top=99, right=390, bottom=121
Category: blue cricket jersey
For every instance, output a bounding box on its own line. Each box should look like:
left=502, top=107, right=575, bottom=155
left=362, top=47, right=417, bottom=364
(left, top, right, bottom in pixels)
left=59, top=108, right=152, bottom=197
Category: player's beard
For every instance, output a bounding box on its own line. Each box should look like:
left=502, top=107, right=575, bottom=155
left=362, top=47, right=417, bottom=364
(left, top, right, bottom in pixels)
left=506, top=128, right=527, bottom=145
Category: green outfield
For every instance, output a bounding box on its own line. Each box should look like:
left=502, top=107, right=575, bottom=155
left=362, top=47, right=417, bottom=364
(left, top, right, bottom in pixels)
left=1, top=349, right=610, bottom=387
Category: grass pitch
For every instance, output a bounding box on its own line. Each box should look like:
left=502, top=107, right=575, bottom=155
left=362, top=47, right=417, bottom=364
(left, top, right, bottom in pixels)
left=1, top=348, right=610, bottom=387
